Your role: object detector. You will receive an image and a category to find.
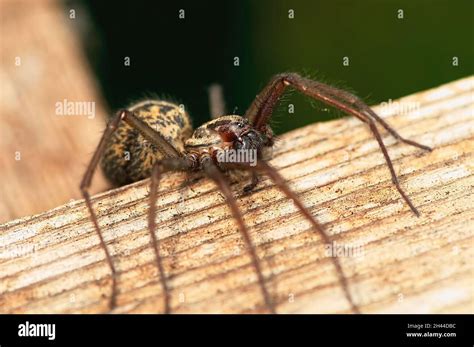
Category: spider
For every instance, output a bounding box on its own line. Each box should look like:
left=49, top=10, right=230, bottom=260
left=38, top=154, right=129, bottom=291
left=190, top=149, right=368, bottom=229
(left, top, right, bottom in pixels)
left=80, top=73, right=432, bottom=314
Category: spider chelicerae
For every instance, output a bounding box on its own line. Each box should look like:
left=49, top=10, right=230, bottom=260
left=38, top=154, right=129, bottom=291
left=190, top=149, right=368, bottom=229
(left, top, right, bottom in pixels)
left=80, top=73, right=432, bottom=313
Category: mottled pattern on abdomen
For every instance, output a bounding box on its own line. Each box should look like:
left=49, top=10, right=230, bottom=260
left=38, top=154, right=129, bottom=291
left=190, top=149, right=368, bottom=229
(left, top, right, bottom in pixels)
left=101, top=100, right=193, bottom=186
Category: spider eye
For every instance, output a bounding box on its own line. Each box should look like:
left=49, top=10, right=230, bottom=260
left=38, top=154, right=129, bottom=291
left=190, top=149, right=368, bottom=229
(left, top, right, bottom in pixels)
left=237, top=123, right=244, bottom=128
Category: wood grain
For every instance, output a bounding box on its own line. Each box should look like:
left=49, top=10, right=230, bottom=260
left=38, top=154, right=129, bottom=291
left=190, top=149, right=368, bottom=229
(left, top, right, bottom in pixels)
left=0, top=76, right=473, bottom=314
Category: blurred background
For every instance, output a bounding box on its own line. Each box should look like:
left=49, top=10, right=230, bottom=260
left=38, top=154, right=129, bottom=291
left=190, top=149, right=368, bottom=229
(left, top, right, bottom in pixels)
left=1, top=0, right=472, bottom=223
left=79, top=0, right=473, bottom=131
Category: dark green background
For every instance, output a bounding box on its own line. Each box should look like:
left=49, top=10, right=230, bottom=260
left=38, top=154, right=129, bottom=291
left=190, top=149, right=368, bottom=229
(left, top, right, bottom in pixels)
left=78, top=0, right=473, bottom=134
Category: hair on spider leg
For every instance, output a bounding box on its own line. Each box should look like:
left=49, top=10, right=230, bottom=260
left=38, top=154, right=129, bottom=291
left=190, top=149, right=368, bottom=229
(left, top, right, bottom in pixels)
left=81, top=72, right=431, bottom=313
left=296, top=71, right=351, bottom=120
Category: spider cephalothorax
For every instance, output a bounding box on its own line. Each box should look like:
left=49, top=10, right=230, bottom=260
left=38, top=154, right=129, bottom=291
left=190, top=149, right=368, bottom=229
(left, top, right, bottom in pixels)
left=81, top=73, right=432, bottom=314
left=184, top=115, right=274, bottom=170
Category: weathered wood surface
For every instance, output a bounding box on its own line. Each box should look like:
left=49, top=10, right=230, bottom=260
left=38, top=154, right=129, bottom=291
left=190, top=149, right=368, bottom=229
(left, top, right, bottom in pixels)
left=0, top=0, right=109, bottom=223
left=0, top=77, right=473, bottom=314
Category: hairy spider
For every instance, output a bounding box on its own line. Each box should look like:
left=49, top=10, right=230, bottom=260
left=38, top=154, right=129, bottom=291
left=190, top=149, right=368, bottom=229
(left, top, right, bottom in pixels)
left=80, top=73, right=432, bottom=314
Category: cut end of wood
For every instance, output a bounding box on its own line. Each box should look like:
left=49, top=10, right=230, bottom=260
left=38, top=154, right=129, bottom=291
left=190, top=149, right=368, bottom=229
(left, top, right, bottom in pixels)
left=0, top=76, right=473, bottom=314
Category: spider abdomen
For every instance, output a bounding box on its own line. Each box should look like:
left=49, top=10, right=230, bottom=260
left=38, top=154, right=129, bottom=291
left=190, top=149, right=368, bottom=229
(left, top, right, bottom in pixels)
left=101, top=100, right=193, bottom=186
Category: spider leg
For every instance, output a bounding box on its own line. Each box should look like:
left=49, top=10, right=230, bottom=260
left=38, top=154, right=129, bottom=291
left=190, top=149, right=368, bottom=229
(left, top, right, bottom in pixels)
left=224, top=161, right=360, bottom=313
left=149, top=158, right=192, bottom=314
left=80, top=109, right=182, bottom=311
left=80, top=113, right=122, bottom=310
left=256, top=160, right=360, bottom=313
left=243, top=172, right=259, bottom=194
left=302, top=80, right=432, bottom=151
left=245, top=73, right=432, bottom=216
left=202, top=161, right=276, bottom=313
left=208, top=83, right=226, bottom=119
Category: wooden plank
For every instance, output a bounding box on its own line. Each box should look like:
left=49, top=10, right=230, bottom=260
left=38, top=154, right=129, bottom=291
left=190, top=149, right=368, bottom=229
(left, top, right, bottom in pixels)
left=0, top=76, right=472, bottom=314
left=0, top=0, right=109, bottom=223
